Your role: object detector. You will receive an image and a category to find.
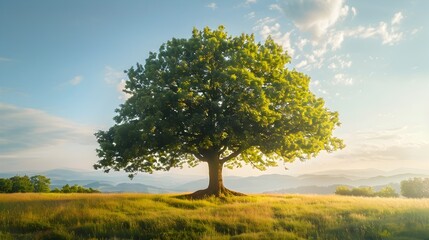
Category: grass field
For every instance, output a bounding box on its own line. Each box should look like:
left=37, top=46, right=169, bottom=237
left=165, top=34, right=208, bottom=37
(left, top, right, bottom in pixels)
left=1, top=193, right=429, bottom=239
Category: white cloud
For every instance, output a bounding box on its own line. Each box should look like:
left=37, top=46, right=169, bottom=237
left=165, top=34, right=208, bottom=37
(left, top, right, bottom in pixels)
left=329, top=55, right=352, bottom=70
left=339, top=59, right=352, bottom=68
left=0, top=103, right=95, bottom=153
left=285, top=11, right=404, bottom=69
left=245, top=11, right=256, bottom=19
left=104, top=66, right=131, bottom=100
left=0, top=103, right=100, bottom=172
left=253, top=18, right=295, bottom=57
left=262, top=3, right=404, bottom=71
left=343, top=12, right=405, bottom=46
left=245, top=0, right=256, bottom=4
left=333, top=73, right=353, bottom=85
left=391, top=12, right=403, bottom=25
left=295, top=60, right=308, bottom=69
left=269, top=4, right=282, bottom=12
left=0, top=57, right=12, bottom=62
left=330, top=126, right=429, bottom=170
left=104, top=66, right=126, bottom=84
left=328, top=63, right=337, bottom=69
left=311, top=80, right=320, bottom=86
left=296, top=38, right=309, bottom=51
left=328, top=31, right=344, bottom=50
left=278, top=0, right=349, bottom=38
left=348, top=22, right=403, bottom=45
left=351, top=7, right=357, bottom=16
left=411, top=27, right=422, bottom=35
left=207, top=2, right=217, bottom=10
left=69, top=75, right=83, bottom=86
left=117, top=79, right=132, bottom=100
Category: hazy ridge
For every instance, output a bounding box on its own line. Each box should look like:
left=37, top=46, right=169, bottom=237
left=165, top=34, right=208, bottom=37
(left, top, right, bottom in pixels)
left=1, top=168, right=428, bottom=194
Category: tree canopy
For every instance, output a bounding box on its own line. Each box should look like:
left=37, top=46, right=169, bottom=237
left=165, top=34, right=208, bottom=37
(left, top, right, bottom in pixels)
left=95, top=26, right=344, bottom=197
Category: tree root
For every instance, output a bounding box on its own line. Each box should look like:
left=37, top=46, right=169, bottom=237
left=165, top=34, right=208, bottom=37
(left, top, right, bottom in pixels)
left=183, top=187, right=246, bottom=199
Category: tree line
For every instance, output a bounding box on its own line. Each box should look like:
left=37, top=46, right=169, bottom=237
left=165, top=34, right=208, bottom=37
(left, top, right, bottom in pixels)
left=335, top=177, right=429, bottom=198
left=0, top=175, right=99, bottom=193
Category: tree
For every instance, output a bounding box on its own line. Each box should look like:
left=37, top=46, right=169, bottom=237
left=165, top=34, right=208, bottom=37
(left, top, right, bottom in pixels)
left=95, top=26, right=344, bottom=198
left=0, top=178, right=13, bottom=193
left=61, top=184, right=71, bottom=193
left=30, top=175, right=51, bottom=193
left=10, top=175, right=34, bottom=193
left=401, top=178, right=429, bottom=198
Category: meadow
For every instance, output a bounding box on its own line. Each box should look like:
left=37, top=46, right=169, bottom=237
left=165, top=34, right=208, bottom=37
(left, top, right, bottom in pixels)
left=0, top=193, right=429, bottom=240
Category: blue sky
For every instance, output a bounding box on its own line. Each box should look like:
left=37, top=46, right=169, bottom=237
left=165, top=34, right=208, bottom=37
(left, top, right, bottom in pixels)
left=1, top=0, right=428, bottom=176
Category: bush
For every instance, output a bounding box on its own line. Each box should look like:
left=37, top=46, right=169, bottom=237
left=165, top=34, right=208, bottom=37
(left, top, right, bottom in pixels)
left=350, top=186, right=375, bottom=197
left=376, top=186, right=399, bottom=198
left=336, top=185, right=398, bottom=198
left=335, top=186, right=352, bottom=196
left=54, top=184, right=100, bottom=193
left=401, top=178, right=429, bottom=198
left=0, top=175, right=100, bottom=194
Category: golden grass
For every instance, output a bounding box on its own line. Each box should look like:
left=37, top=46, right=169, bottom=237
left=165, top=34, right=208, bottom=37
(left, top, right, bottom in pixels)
left=0, top=193, right=429, bottom=239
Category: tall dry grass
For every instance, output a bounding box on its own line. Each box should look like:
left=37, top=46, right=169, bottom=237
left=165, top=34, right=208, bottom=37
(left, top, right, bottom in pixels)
left=0, top=193, right=429, bottom=239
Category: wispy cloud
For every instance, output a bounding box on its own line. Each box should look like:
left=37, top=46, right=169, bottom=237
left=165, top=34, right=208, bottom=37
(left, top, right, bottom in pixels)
left=0, top=103, right=105, bottom=171
left=255, top=3, right=405, bottom=72
left=304, top=125, right=429, bottom=171
left=245, top=11, right=256, bottom=19
left=253, top=17, right=295, bottom=57
left=104, top=66, right=125, bottom=84
left=207, top=2, right=217, bottom=10
left=328, top=55, right=352, bottom=70
left=332, top=73, right=353, bottom=85
left=117, top=79, right=132, bottom=100
left=0, top=57, right=12, bottom=62
left=345, top=12, right=404, bottom=45
left=69, top=75, right=83, bottom=86
left=0, top=103, right=94, bottom=153
left=391, top=12, right=403, bottom=25
left=104, top=66, right=131, bottom=100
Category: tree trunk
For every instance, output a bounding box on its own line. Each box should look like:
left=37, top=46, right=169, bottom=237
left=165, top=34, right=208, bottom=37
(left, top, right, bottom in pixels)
left=207, top=160, right=225, bottom=196
left=186, top=158, right=245, bottom=199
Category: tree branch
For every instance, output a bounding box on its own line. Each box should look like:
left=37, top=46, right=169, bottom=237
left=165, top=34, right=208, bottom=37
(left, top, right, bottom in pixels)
left=187, top=151, right=206, bottom=162
left=220, top=146, right=246, bottom=163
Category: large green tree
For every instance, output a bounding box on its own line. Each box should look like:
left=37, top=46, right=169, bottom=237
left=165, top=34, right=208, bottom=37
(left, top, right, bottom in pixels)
left=95, top=26, right=344, bottom=197
left=10, top=175, right=34, bottom=193
left=30, top=175, right=51, bottom=193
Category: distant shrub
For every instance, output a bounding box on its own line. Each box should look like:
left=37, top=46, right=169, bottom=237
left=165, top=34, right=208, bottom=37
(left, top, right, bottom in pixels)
left=401, top=178, right=429, bottom=198
left=55, top=184, right=100, bottom=193
left=336, top=185, right=398, bottom=198
left=350, top=186, right=375, bottom=197
left=0, top=175, right=100, bottom=194
left=376, top=186, right=399, bottom=198
left=335, top=186, right=352, bottom=196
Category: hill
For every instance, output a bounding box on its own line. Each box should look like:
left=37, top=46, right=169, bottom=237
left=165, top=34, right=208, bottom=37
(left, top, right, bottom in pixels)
left=0, top=193, right=428, bottom=239
left=1, top=168, right=428, bottom=194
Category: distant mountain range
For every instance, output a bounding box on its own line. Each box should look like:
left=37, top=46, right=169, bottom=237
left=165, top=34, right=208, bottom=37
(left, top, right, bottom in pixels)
left=0, top=168, right=428, bottom=194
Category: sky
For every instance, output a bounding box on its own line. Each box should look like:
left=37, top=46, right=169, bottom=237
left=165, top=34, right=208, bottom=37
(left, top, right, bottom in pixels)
left=1, top=0, right=428, bottom=177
